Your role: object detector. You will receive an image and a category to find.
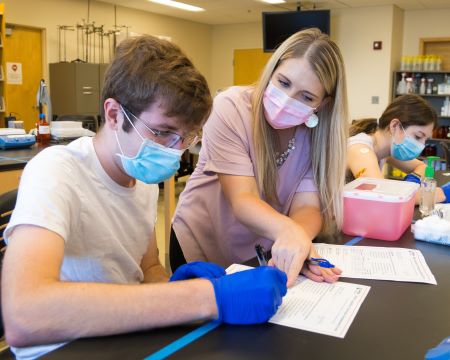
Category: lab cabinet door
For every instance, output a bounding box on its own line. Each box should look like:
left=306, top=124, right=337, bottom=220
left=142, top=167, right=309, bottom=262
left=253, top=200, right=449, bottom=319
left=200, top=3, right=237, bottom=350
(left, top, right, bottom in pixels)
left=75, top=63, right=100, bottom=114
left=50, top=62, right=78, bottom=115
left=99, top=63, right=109, bottom=94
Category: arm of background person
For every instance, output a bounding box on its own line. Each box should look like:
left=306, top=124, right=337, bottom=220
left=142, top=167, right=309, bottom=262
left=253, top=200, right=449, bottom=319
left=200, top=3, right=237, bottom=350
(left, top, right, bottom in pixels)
left=2, top=225, right=217, bottom=348
left=387, top=157, right=426, bottom=175
left=347, top=144, right=384, bottom=178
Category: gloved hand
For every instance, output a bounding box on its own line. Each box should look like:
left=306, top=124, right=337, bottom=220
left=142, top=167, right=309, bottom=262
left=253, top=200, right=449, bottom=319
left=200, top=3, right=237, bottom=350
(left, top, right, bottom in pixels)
left=404, top=173, right=421, bottom=184
left=170, top=261, right=226, bottom=282
left=441, top=181, right=450, bottom=203
left=210, top=266, right=287, bottom=324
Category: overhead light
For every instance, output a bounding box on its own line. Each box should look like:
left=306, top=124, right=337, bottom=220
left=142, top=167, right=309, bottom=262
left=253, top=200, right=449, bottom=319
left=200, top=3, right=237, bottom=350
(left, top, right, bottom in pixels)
left=149, top=0, right=205, bottom=12
left=261, top=0, right=286, bottom=4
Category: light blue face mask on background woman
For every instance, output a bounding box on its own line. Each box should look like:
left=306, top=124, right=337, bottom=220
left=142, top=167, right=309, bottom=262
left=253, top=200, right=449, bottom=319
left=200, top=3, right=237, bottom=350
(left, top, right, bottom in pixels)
left=115, top=106, right=184, bottom=184
left=390, top=124, right=425, bottom=161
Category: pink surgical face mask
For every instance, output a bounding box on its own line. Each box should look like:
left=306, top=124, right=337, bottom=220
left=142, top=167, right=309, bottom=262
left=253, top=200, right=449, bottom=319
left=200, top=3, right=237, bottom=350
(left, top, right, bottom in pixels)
left=263, top=81, right=319, bottom=129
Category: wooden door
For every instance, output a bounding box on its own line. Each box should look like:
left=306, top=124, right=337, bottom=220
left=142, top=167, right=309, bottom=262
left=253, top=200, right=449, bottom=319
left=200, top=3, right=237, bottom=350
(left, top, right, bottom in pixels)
left=233, top=49, right=272, bottom=86
left=420, top=37, right=450, bottom=71
left=4, top=26, right=43, bottom=131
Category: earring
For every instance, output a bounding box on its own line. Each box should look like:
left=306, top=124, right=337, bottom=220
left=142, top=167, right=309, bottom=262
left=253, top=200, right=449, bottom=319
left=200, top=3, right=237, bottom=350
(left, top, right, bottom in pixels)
left=305, top=113, right=319, bottom=128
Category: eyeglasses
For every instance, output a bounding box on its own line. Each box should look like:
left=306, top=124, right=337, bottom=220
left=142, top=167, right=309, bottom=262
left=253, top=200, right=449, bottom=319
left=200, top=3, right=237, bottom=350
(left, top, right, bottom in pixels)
left=121, top=106, right=200, bottom=150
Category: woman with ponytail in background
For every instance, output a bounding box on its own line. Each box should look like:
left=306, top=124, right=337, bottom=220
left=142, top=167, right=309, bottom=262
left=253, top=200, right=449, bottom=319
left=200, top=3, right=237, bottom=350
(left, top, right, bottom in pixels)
left=171, top=28, right=348, bottom=288
left=347, top=94, right=450, bottom=203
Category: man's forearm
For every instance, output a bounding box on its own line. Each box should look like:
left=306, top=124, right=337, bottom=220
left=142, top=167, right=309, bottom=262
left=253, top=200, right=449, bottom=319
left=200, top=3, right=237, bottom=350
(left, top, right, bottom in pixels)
left=5, top=279, right=217, bottom=348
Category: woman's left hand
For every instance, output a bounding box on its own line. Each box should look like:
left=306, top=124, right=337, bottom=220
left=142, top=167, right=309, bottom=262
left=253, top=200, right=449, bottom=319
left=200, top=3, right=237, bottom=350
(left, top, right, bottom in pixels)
left=300, top=247, right=342, bottom=283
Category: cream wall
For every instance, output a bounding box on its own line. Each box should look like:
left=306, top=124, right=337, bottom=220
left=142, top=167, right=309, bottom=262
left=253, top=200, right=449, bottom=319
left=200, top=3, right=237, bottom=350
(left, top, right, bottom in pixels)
left=402, top=8, right=450, bottom=55
left=4, top=1, right=450, bottom=121
left=210, top=22, right=262, bottom=94
left=210, top=6, right=398, bottom=121
left=4, top=0, right=212, bottom=84
left=330, top=6, right=396, bottom=120
left=390, top=5, right=405, bottom=87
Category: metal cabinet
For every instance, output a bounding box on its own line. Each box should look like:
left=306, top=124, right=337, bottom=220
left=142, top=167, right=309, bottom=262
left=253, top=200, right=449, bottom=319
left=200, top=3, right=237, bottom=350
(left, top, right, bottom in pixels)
left=50, top=63, right=101, bottom=116
left=99, top=63, right=109, bottom=95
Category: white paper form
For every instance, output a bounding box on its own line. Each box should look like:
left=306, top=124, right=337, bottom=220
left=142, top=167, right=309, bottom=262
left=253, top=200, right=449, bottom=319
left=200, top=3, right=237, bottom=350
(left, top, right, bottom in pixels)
left=314, top=244, right=437, bottom=285
left=226, top=264, right=370, bottom=338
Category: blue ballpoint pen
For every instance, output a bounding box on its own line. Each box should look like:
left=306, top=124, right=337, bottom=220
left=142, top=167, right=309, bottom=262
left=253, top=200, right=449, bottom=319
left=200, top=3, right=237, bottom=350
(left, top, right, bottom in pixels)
left=255, top=244, right=335, bottom=269
left=255, top=244, right=268, bottom=266
left=307, top=257, right=335, bottom=269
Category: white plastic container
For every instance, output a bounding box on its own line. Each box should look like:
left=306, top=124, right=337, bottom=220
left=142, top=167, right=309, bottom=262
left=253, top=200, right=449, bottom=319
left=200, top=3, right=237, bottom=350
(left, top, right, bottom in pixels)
left=343, top=178, right=419, bottom=241
left=413, top=205, right=450, bottom=246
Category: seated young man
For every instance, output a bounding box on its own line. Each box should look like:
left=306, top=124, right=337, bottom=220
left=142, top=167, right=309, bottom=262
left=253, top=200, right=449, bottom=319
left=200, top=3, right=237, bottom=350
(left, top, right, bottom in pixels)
left=2, top=35, right=287, bottom=360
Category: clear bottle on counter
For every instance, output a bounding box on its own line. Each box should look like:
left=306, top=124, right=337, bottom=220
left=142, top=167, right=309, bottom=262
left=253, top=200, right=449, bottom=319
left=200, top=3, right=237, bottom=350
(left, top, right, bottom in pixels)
left=419, top=156, right=439, bottom=218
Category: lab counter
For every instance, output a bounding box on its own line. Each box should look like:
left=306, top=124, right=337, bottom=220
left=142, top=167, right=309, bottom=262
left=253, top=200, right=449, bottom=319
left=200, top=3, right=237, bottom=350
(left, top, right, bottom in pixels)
left=0, top=144, right=46, bottom=172
left=41, top=229, right=450, bottom=360
left=0, top=144, right=52, bottom=193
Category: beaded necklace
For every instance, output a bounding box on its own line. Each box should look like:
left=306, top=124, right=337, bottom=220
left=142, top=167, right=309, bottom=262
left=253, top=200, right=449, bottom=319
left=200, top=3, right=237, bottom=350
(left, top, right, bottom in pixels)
left=276, top=136, right=296, bottom=167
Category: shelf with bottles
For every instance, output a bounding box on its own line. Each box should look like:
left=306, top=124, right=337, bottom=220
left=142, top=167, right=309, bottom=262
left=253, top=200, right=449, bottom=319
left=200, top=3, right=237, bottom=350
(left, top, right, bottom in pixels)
left=399, top=55, right=443, bottom=73
left=393, top=71, right=450, bottom=97
left=392, top=71, right=450, bottom=124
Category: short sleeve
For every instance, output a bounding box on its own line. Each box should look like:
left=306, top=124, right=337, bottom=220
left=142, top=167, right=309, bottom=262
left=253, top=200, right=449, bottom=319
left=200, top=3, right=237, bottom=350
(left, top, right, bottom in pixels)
left=295, top=164, right=317, bottom=192
left=202, top=90, right=254, bottom=177
left=4, top=148, right=79, bottom=243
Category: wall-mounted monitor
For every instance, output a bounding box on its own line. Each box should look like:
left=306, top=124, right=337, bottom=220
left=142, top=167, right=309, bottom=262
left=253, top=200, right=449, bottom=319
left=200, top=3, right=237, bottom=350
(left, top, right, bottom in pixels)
left=262, top=10, right=330, bottom=52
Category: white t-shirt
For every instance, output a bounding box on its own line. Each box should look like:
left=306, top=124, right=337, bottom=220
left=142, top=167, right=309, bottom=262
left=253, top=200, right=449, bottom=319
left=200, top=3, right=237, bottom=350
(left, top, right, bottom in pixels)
left=4, top=137, right=159, bottom=360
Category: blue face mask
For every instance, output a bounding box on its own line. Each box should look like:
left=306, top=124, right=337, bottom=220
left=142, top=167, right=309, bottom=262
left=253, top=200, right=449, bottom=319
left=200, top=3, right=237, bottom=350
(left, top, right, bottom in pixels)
left=390, top=126, right=425, bottom=161
left=115, top=108, right=184, bottom=184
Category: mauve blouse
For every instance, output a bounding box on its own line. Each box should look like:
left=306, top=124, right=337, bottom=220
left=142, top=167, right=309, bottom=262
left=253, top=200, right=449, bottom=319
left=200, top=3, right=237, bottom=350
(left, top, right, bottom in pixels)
left=172, top=86, right=317, bottom=267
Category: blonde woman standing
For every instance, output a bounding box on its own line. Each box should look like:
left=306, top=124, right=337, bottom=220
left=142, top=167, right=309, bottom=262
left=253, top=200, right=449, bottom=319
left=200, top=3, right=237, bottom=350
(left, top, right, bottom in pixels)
left=172, top=28, right=348, bottom=287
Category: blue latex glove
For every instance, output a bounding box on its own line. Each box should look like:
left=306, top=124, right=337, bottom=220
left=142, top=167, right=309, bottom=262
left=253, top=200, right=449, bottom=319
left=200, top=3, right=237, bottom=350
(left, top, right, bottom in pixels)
left=425, top=336, right=450, bottom=360
left=170, top=261, right=226, bottom=282
left=210, top=266, right=287, bottom=324
left=404, top=173, right=421, bottom=184
left=441, top=181, right=450, bottom=203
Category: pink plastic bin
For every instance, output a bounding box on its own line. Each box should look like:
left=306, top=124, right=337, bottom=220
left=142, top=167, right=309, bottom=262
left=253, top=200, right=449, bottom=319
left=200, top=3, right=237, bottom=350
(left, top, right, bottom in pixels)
left=343, top=178, right=419, bottom=241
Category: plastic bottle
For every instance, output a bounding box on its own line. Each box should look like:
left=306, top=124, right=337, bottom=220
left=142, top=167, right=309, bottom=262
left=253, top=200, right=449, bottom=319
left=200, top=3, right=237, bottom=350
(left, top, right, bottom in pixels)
left=426, top=78, right=433, bottom=94
left=400, top=56, right=407, bottom=71
left=406, top=77, right=413, bottom=94
left=419, top=78, right=426, bottom=94
left=423, top=55, right=430, bottom=71
left=37, top=113, right=51, bottom=145
left=397, top=73, right=407, bottom=94
left=436, top=55, right=442, bottom=71
left=418, top=56, right=424, bottom=71
left=419, top=156, right=439, bottom=217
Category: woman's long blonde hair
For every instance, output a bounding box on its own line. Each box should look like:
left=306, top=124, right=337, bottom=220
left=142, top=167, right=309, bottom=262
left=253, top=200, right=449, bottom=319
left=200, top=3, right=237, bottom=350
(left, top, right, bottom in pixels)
left=252, top=28, right=349, bottom=234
